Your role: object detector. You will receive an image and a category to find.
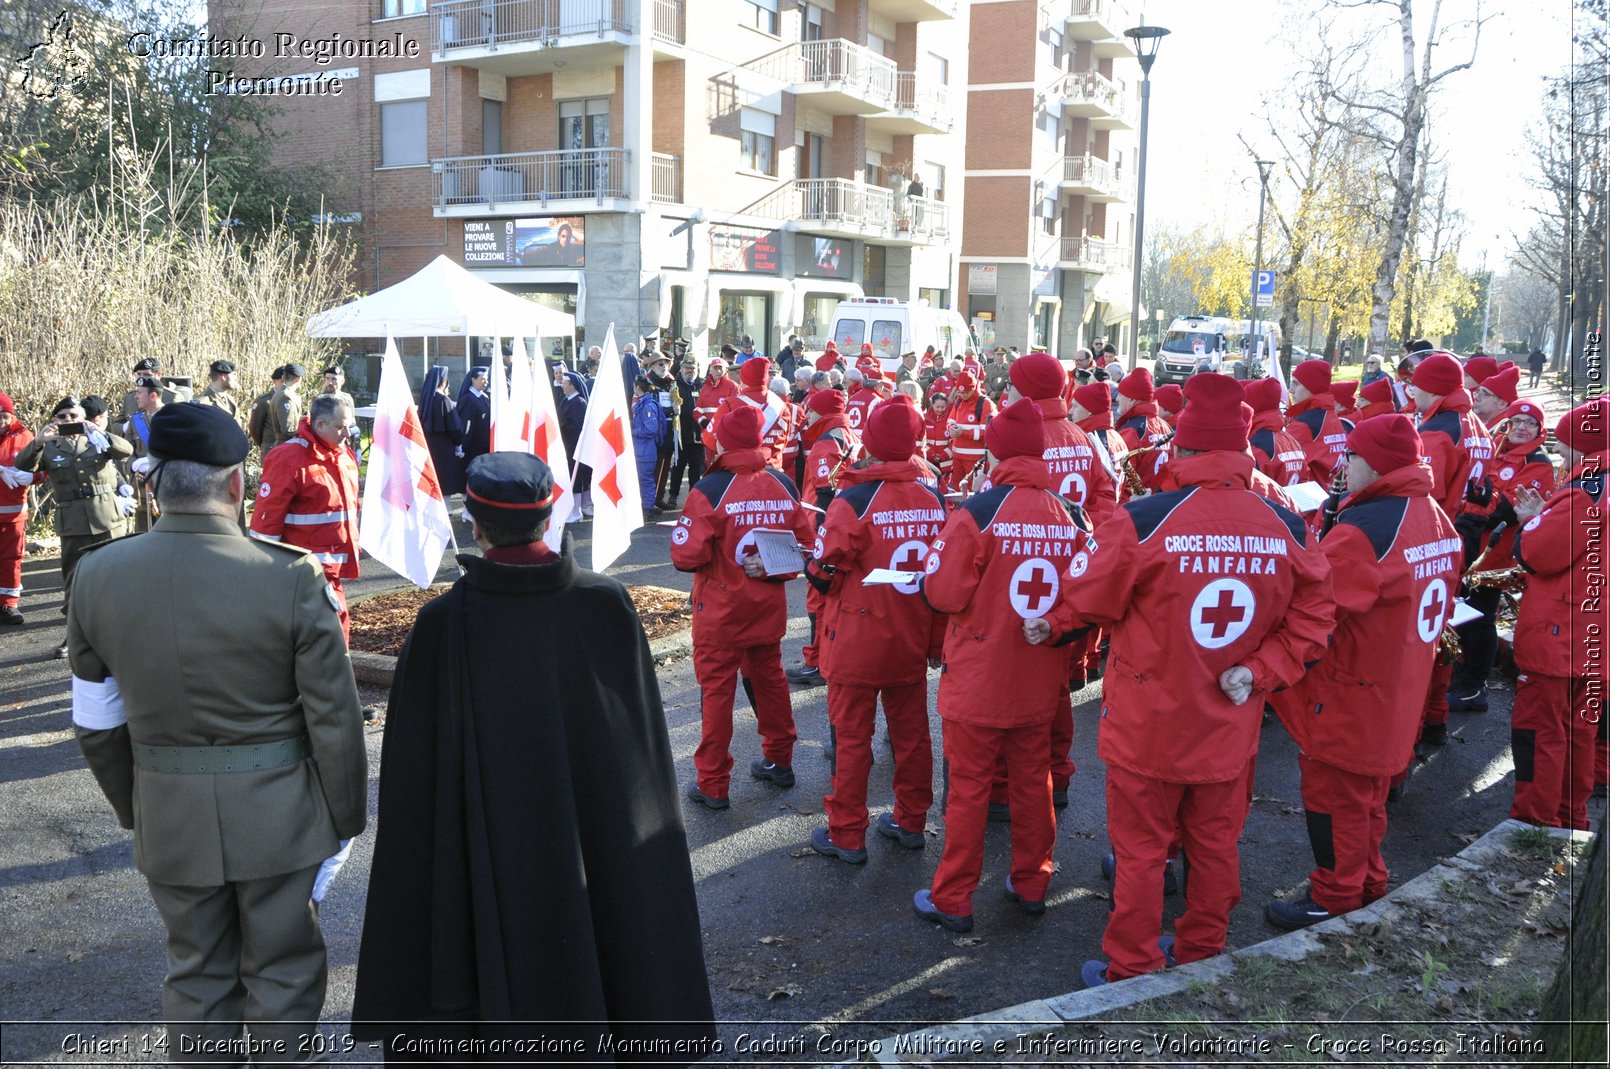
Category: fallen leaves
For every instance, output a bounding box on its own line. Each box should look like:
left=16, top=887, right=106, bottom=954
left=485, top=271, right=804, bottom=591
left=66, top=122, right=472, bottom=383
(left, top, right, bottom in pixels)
left=766, top=984, right=802, bottom=1001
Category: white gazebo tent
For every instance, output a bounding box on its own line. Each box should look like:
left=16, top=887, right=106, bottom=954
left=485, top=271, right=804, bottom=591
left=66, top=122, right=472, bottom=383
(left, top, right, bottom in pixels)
left=307, top=254, right=575, bottom=371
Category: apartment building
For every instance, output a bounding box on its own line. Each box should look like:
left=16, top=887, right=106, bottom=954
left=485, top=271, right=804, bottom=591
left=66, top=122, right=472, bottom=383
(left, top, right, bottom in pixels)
left=960, top=0, right=1136, bottom=357
left=209, top=0, right=969, bottom=367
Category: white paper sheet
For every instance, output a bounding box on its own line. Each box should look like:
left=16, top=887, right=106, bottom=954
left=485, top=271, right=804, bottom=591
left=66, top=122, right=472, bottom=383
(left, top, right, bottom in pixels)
left=1449, top=598, right=1485, bottom=627
left=863, top=568, right=922, bottom=587
left=1284, top=481, right=1331, bottom=513
left=750, top=528, right=807, bottom=576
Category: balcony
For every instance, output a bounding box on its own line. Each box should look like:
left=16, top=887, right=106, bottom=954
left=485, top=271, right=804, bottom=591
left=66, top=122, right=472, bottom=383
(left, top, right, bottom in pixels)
left=434, top=148, right=632, bottom=216
left=650, top=0, right=684, bottom=46
left=868, top=0, right=960, bottom=21
left=746, top=39, right=898, bottom=116
left=650, top=152, right=681, bottom=204
left=1059, top=153, right=1133, bottom=203
left=1059, top=71, right=1136, bottom=130
left=431, top=0, right=635, bottom=73
left=1059, top=235, right=1131, bottom=272
left=1067, top=0, right=1137, bottom=56
left=868, top=72, right=954, bottom=134
left=742, top=178, right=951, bottom=246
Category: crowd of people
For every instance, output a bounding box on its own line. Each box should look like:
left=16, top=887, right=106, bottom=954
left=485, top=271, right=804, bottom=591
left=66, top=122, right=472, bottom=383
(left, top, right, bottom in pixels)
left=6, top=332, right=1598, bottom=1060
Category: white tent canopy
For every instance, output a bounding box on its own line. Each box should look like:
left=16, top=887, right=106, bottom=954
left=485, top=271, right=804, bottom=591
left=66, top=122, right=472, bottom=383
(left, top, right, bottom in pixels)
left=306, top=254, right=574, bottom=341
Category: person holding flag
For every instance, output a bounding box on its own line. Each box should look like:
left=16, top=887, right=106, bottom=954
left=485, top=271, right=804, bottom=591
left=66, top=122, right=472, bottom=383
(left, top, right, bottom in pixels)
left=573, top=326, right=645, bottom=571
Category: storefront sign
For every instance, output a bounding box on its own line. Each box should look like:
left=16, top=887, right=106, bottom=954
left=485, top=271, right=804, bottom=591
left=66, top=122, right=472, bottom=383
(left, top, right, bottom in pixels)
left=464, top=217, right=586, bottom=267
left=710, top=225, right=781, bottom=274
left=968, top=264, right=997, bottom=295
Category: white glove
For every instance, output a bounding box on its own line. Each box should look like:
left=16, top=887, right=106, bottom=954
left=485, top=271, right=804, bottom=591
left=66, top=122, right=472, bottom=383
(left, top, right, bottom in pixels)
left=130, top=456, right=153, bottom=476
left=1219, top=665, right=1255, bottom=706
left=455, top=445, right=465, bottom=458
left=119, top=498, right=137, bottom=517
left=0, top=468, right=18, bottom=490
left=13, top=468, right=33, bottom=487
left=117, top=484, right=135, bottom=498
left=86, top=429, right=110, bottom=453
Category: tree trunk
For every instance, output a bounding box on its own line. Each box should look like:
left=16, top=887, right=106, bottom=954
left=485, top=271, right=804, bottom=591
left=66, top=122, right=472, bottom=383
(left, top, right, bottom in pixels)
left=1530, top=830, right=1606, bottom=1065
left=1324, top=316, right=1342, bottom=362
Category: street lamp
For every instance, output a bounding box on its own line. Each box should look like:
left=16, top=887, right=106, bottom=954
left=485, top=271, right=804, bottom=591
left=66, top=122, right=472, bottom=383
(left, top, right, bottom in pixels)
left=1124, top=21, right=1169, bottom=367
left=1154, top=307, right=1165, bottom=356
left=1247, top=159, right=1275, bottom=366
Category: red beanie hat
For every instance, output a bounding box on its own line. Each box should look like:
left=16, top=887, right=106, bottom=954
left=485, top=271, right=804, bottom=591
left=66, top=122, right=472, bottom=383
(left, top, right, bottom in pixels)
left=1464, top=356, right=1498, bottom=384
left=1172, top=373, right=1248, bottom=453
left=1155, top=383, right=1185, bottom=416
left=860, top=342, right=874, bottom=356
left=1071, top=381, right=1111, bottom=417
left=807, top=388, right=845, bottom=417
left=954, top=370, right=978, bottom=394
left=1359, top=375, right=1397, bottom=408
left=1412, top=352, right=1463, bottom=396
left=1007, top=351, right=1066, bottom=400
left=1332, top=381, right=1358, bottom=410
left=1244, top=377, right=1283, bottom=413
left=1292, top=359, right=1332, bottom=396
left=1480, top=364, right=1520, bottom=405
left=0, top=391, right=13, bottom=416
left=1501, top=399, right=1545, bottom=425
left=1117, top=366, right=1155, bottom=402
left=739, top=357, right=772, bottom=389
left=715, top=404, right=764, bottom=450
left=862, top=395, right=923, bottom=461
left=1348, top=413, right=1422, bottom=474
left=985, top=398, right=1046, bottom=459
left=824, top=340, right=838, bottom=353
left=1554, top=398, right=1609, bottom=456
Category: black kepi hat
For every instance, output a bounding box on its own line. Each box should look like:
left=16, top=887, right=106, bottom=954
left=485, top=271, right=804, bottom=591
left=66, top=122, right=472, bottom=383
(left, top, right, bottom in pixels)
left=464, top=452, right=555, bottom=527
left=148, top=402, right=251, bottom=466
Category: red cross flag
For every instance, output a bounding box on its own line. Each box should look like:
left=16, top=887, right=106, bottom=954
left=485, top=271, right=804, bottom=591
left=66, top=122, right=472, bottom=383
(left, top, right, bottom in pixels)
left=359, top=332, right=455, bottom=588
left=491, top=340, right=535, bottom=454
left=573, top=324, right=643, bottom=570
left=527, top=345, right=575, bottom=553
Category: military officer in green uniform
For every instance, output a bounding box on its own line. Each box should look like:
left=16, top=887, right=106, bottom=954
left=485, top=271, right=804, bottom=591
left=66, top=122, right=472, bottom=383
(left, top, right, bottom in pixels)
left=120, top=357, right=192, bottom=422
left=67, top=402, right=367, bottom=1065
left=15, top=396, right=133, bottom=651
left=195, top=359, right=241, bottom=423
left=260, top=362, right=306, bottom=454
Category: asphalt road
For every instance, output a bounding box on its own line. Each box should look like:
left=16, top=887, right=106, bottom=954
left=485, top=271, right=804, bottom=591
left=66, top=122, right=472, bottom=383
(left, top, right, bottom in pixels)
left=1, top=499, right=1573, bottom=1067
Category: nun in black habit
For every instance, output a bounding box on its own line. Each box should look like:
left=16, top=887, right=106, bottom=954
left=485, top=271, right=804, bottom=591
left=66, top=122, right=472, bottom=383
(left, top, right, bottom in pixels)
left=417, top=364, right=465, bottom=496
left=351, top=452, right=717, bottom=1066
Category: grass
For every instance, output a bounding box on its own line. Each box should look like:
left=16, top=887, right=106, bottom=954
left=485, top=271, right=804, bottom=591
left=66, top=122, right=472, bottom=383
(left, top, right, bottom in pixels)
left=1509, top=826, right=1558, bottom=860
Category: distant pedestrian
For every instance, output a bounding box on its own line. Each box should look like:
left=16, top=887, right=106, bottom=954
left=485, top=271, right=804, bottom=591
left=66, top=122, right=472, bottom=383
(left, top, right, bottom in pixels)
left=1527, top=348, right=1547, bottom=389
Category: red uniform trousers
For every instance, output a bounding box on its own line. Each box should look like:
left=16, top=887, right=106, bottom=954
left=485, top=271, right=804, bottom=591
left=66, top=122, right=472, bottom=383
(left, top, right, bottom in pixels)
left=1510, top=674, right=1597, bottom=831
left=823, top=682, right=932, bottom=850
left=1103, top=763, right=1252, bottom=980
left=693, top=642, right=796, bottom=797
left=801, top=586, right=825, bottom=668
left=0, top=515, right=24, bottom=608
left=1299, top=754, right=1390, bottom=914
left=990, top=686, right=1075, bottom=804
left=930, top=718, right=1054, bottom=916
left=1422, top=659, right=1452, bottom=728
left=326, top=572, right=350, bottom=644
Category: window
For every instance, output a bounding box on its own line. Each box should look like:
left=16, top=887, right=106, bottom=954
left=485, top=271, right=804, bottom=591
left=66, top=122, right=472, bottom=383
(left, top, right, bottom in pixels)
left=482, top=99, right=502, bottom=155
left=865, top=149, right=885, bottom=188
left=800, top=3, right=823, bottom=42
left=740, top=108, right=776, bottom=175
left=869, top=319, right=903, bottom=361
left=746, top=0, right=779, bottom=34
left=383, top=0, right=424, bottom=16
left=559, top=97, right=611, bottom=194
left=925, top=162, right=946, bottom=201
left=380, top=100, right=427, bottom=166
left=1034, top=302, right=1055, bottom=349
left=716, top=294, right=772, bottom=350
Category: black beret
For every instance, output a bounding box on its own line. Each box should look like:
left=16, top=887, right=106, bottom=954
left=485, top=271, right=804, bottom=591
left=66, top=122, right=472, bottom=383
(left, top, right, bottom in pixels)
left=134, top=376, right=161, bottom=391
left=321, top=365, right=340, bottom=376
left=283, top=362, right=308, bottom=378
left=133, top=357, right=161, bottom=372
left=464, top=452, right=554, bottom=527
left=270, top=365, right=287, bottom=380
left=148, top=402, right=250, bottom=466
left=52, top=396, right=81, bottom=416
left=82, top=396, right=109, bottom=419
left=209, top=360, right=237, bottom=375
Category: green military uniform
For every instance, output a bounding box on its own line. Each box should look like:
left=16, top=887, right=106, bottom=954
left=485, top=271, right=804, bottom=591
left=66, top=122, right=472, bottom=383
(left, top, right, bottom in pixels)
left=67, top=512, right=366, bottom=1061
left=14, top=429, right=132, bottom=608
left=983, top=359, right=1012, bottom=400
left=195, top=385, right=241, bottom=422
left=259, top=386, right=301, bottom=454
left=120, top=383, right=192, bottom=423
left=119, top=409, right=161, bottom=534
left=247, top=388, right=274, bottom=448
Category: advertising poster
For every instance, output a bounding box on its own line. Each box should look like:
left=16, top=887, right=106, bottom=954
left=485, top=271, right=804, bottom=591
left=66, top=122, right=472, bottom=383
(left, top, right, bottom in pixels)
left=463, top=217, right=586, bottom=267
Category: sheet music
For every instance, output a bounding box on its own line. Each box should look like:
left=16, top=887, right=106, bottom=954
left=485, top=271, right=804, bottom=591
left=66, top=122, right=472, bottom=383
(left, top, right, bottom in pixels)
left=864, top=568, right=922, bottom=587
left=750, top=528, right=806, bottom=576
left=1284, top=481, right=1330, bottom=513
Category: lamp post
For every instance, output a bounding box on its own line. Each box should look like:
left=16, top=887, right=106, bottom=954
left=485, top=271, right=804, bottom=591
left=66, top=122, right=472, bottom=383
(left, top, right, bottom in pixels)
left=1247, top=159, right=1275, bottom=365
left=1153, top=307, right=1164, bottom=356
left=1123, top=22, right=1169, bottom=368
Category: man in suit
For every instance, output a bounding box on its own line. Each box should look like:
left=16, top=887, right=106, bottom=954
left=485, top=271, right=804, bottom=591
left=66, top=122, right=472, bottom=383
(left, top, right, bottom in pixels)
left=67, top=402, right=367, bottom=1062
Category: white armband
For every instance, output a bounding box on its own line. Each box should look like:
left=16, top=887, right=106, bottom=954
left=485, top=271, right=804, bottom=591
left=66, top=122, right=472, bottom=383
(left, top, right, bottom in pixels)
left=72, top=675, right=128, bottom=731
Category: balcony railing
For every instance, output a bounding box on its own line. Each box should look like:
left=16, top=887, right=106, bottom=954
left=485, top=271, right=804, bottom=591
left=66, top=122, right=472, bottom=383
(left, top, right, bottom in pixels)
left=650, top=152, right=681, bottom=204
left=432, top=0, right=629, bottom=54
left=435, top=148, right=630, bottom=209
left=885, top=71, right=954, bottom=131
left=748, top=38, right=898, bottom=109
left=1060, top=235, right=1130, bottom=270
left=793, top=178, right=950, bottom=241
left=1069, top=0, right=1128, bottom=25
left=1060, top=70, right=1135, bottom=126
left=651, top=0, right=684, bottom=44
left=1061, top=153, right=1133, bottom=200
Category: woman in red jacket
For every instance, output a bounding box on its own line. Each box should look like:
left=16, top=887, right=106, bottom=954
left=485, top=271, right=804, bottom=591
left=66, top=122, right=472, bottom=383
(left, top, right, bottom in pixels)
left=922, top=391, right=953, bottom=494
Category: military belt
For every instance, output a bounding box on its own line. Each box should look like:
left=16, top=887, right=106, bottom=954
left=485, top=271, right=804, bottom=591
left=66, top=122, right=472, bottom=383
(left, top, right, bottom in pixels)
left=131, top=733, right=312, bottom=774
left=64, top=485, right=113, bottom=501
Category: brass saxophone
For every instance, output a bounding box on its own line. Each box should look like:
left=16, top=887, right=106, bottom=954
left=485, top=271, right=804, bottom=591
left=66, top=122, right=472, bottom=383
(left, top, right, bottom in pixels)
left=1121, top=432, right=1173, bottom=497
left=1465, top=567, right=1526, bottom=591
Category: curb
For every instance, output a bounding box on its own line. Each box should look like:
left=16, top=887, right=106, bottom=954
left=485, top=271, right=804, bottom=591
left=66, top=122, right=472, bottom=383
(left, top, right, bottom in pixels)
left=830, top=819, right=1592, bottom=1068
left=349, top=627, right=695, bottom=688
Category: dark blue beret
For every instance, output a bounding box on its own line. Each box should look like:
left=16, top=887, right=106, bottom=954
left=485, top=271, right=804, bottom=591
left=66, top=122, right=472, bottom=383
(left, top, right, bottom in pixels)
left=148, top=402, right=250, bottom=465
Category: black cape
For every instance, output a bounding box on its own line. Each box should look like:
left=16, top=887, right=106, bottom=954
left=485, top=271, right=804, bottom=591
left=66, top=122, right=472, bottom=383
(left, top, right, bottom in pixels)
left=352, top=541, right=717, bottom=1065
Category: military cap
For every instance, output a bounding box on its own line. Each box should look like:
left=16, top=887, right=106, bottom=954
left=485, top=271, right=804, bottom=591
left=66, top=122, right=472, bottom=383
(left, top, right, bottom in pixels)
left=464, top=452, right=554, bottom=527
left=134, top=376, right=162, bottom=391
left=148, top=402, right=251, bottom=465
left=81, top=396, right=109, bottom=419
left=133, top=357, right=161, bottom=372
left=209, top=359, right=237, bottom=375
left=283, top=362, right=308, bottom=379
left=52, top=396, right=81, bottom=416
left=321, top=365, right=341, bottom=376
left=270, top=366, right=287, bottom=381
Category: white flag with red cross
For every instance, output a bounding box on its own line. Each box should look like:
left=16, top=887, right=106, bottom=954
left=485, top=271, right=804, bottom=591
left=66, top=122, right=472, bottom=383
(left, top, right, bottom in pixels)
left=491, top=340, right=536, bottom=454
left=359, top=332, right=455, bottom=588
left=528, top=350, right=575, bottom=553
left=573, top=324, right=643, bottom=571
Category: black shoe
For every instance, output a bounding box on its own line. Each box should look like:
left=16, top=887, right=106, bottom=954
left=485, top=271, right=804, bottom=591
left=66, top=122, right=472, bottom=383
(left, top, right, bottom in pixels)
left=1594, top=783, right=1608, bottom=801
left=1053, top=788, right=1068, bottom=810
left=1003, top=875, right=1046, bottom=915
left=1387, top=782, right=1406, bottom=803
left=987, top=802, right=1011, bottom=823
left=1420, top=722, right=1448, bottom=746
left=0, top=605, right=22, bottom=625
left=1447, top=687, right=1488, bottom=713
left=810, top=826, right=867, bottom=864
left=786, top=664, right=825, bottom=687
left=750, top=760, right=795, bottom=788
left=1163, top=853, right=1186, bottom=897
left=875, top=812, right=926, bottom=849
left=912, top=889, right=973, bottom=932
left=685, top=782, right=730, bottom=810
left=54, top=643, right=69, bottom=659
left=1266, top=893, right=1333, bottom=931
left=645, top=506, right=663, bottom=518
left=361, top=706, right=380, bottom=723
left=1069, top=671, right=1089, bottom=690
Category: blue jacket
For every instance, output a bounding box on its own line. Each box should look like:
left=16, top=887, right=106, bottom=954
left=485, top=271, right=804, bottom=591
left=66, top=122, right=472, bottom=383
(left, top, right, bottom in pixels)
left=632, top=394, right=665, bottom=462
